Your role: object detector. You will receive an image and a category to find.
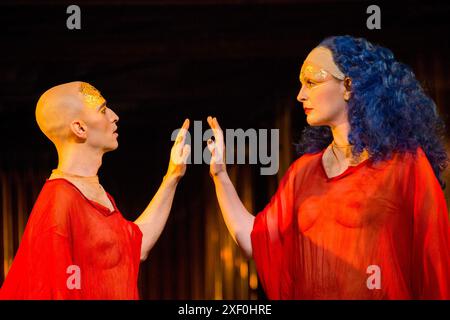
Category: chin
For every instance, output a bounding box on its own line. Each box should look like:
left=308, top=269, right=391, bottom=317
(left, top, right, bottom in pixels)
left=306, top=117, right=321, bottom=126
left=104, top=143, right=119, bottom=153
left=306, top=115, right=330, bottom=127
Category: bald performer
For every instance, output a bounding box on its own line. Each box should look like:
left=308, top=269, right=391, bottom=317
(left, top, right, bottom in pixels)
left=0, top=81, right=190, bottom=299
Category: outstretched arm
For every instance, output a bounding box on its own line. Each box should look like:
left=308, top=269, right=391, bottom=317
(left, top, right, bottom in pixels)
left=207, top=116, right=255, bottom=258
left=135, top=119, right=191, bottom=261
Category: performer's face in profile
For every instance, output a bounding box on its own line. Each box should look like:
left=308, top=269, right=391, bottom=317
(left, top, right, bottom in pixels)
left=297, top=52, right=349, bottom=128
left=79, top=84, right=119, bottom=153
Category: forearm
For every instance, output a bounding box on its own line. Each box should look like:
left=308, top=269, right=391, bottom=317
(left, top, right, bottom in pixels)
left=212, top=171, right=255, bottom=258
left=135, top=175, right=179, bottom=259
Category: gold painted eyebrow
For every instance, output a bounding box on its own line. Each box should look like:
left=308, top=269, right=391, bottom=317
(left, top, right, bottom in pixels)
left=97, top=101, right=107, bottom=111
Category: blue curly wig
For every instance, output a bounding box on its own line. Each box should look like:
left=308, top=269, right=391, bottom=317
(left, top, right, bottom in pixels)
left=296, top=35, right=448, bottom=189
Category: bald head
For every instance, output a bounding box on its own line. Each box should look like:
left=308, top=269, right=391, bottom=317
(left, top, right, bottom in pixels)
left=35, top=81, right=105, bottom=145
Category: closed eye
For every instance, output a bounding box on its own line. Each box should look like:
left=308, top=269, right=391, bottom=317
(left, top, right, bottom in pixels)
left=301, top=79, right=317, bottom=89
left=306, top=80, right=317, bottom=88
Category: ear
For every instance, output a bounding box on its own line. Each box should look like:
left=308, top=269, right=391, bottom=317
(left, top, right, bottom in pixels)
left=343, top=76, right=352, bottom=101
left=70, top=120, right=87, bottom=139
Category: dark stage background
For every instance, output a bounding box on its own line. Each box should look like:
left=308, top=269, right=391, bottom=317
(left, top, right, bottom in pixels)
left=1, top=0, right=450, bottom=299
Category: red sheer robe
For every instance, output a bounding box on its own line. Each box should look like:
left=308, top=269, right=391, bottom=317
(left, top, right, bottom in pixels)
left=251, top=147, right=450, bottom=299
left=0, top=178, right=142, bottom=300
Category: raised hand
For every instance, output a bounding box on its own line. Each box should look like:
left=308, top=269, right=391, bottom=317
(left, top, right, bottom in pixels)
left=206, top=116, right=226, bottom=177
left=206, top=116, right=254, bottom=258
left=136, top=119, right=191, bottom=260
left=165, top=119, right=191, bottom=182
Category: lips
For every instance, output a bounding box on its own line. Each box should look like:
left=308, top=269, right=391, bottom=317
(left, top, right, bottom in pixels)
left=304, top=108, right=313, bottom=114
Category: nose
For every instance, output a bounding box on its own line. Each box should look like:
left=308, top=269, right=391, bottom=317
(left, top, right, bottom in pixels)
left=297, top=85, right=308, bottom=103
left=109, top=108, right=119, bottom=123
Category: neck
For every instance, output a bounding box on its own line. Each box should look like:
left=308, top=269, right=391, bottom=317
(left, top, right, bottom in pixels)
left=328, top=122, right=369, bottom=164
left=329, top=121, right=354, bottom=162
left=330, top=122, right=351, bottom=147
left=56, top=144, right=103, bottom=177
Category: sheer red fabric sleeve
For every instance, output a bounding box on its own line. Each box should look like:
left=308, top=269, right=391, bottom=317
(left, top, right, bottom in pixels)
left=0, top=183, right=80, bottom=299
left=410, top=148, right=450, bottom=299
left=250, top=161, right=299, bottom=299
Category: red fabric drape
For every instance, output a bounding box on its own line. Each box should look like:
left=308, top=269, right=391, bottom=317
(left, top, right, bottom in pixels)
left=251, top=147, right=450, bottom=299
left=0, top=179, right=142, bottom=300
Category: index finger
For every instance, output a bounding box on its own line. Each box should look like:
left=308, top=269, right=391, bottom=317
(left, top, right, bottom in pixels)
left=207, top=116, right=214, bottom=129
left=181, top=118, right=190, bottom=130
left=212, top=117, right=222, bottom=132
left=175, top=119, right=190, bottom=144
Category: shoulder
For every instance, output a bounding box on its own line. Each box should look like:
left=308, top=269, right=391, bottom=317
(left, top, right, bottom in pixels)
left=38, top=178, right=82, bottom=204
left=285, top=149, right=324, bottom=177
left=29, top=179, right=82, bottom=231
left=371, top=147, right=439, bottom=187
left=387, top=146, right=432, bottom=170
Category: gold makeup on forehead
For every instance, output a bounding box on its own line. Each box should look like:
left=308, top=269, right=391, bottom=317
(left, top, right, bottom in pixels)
left=300, top=46, right=346, bottom=83
left=79, top=82, right=105, bottom=108
left=300, top=65, right=330, bottom=83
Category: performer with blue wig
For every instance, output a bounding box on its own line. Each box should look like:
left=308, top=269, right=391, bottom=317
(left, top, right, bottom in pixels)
left=206, top=35, right=450, bottom=299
